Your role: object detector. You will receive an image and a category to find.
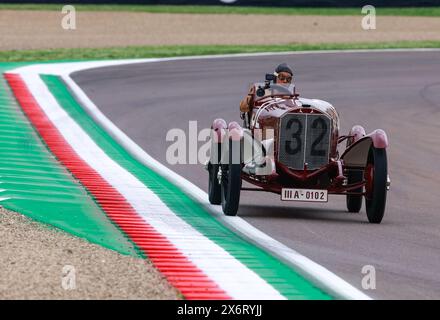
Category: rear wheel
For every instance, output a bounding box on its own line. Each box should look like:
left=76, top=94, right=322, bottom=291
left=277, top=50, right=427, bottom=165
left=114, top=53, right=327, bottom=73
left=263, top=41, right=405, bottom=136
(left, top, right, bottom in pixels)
left=221, top=140, right=242, bottom=216
left=365, top=147, right=388, bottom=224
left=346, top=170, right=363, bottom=213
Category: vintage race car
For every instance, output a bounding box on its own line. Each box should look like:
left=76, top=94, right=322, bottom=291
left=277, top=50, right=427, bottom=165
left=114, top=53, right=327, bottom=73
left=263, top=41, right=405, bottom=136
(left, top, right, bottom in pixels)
left=206, top=74, right=390, bottom=224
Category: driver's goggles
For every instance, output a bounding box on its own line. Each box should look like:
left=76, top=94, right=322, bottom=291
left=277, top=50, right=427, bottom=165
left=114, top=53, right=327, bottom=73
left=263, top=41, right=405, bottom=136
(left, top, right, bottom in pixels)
left=277, top=75, right=292, bottom=82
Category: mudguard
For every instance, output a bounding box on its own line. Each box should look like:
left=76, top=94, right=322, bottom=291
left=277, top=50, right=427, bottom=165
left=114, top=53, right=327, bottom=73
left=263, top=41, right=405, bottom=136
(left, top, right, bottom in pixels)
left=341, top=126, right=389, bottom=168
left=211, top=118, right=227, bottom=143
left=211, top=119, right=274, bottom=173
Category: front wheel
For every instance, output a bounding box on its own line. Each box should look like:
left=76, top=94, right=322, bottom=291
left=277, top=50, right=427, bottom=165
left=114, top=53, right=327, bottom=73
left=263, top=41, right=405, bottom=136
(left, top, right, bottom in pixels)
left=208, top=163, right=221, bottom=205
left=208, top=141, right=222, bottom=205
left=221, top=140, right=242, bottom=216
left=365, top=147, right=388, bottom=224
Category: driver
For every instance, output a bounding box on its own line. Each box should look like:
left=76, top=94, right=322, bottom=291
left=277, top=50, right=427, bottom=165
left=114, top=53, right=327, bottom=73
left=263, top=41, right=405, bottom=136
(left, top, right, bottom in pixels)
left=239, top=63, right=294, bottom=114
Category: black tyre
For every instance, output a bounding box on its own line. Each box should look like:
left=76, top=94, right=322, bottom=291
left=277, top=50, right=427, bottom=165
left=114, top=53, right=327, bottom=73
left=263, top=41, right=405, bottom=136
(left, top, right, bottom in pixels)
left=208, top=163, right=221, bottom=204
left=208, top=142, right=221, bottom=205
left=346, top=170, right=363, bottom=213
left=365, top=147, right=388, bottom=224
left=221, top=140, right=242, bottom=216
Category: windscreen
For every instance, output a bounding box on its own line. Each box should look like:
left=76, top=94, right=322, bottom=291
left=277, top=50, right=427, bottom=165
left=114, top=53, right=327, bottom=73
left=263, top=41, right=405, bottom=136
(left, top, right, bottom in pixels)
left=255, top=83, right=295, bottom=101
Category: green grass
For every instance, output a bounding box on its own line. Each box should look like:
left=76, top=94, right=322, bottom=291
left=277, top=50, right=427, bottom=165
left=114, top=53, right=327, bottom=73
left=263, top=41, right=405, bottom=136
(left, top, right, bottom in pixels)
left=0, top=4, right=440, bottom=16
left=0, top=41, right=439, bottom=62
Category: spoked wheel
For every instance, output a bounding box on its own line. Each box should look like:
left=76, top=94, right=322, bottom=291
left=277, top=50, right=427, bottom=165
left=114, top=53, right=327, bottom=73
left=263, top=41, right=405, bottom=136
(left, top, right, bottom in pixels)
left=365, top=147, right=388, bottom=224
left=346, top=170, right=363, bottom=213
left=208, top=142, right=221, bottom=205
left=221, top=140, right=242, bottom=216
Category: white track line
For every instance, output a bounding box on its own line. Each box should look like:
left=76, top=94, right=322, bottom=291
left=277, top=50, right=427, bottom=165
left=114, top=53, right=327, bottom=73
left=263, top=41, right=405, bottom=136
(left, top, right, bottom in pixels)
left=11, top=48, right=440, bottom=76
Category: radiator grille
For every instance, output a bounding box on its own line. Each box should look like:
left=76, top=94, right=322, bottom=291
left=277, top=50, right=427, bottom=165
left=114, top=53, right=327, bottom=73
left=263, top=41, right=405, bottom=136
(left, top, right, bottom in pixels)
left=278, top=113, right=331, bottom=170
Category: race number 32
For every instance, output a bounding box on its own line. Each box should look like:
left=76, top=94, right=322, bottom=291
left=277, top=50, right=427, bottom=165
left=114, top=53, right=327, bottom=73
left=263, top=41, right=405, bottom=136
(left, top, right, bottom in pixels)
left=285, top=116, right=328, bottom=156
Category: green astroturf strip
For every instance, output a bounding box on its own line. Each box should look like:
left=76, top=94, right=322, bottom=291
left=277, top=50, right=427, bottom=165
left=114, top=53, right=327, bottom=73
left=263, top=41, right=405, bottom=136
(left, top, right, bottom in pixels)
left=0, top=63, right=142, bottom=257
left=0, top=40, right=440, bottom=63
left=42, top=73, right=333, bottom=299
left=0, top=4, right=439, bottom=16
left=1, top=41, right=440, bottom=62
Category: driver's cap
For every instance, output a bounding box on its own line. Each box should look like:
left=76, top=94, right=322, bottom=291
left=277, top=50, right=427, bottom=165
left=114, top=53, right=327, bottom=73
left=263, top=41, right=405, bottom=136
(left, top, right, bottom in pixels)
left=274, top=63, right=293, bottom=76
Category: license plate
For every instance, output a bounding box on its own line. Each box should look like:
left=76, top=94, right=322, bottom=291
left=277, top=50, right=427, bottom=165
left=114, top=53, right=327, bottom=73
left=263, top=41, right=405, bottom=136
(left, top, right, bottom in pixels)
left=281, top=188, right=328, bottom=202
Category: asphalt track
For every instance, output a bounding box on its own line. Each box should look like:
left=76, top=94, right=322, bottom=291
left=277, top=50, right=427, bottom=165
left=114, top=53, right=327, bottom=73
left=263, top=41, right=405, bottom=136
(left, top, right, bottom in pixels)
left=72, top=51, right=440, bottom=299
